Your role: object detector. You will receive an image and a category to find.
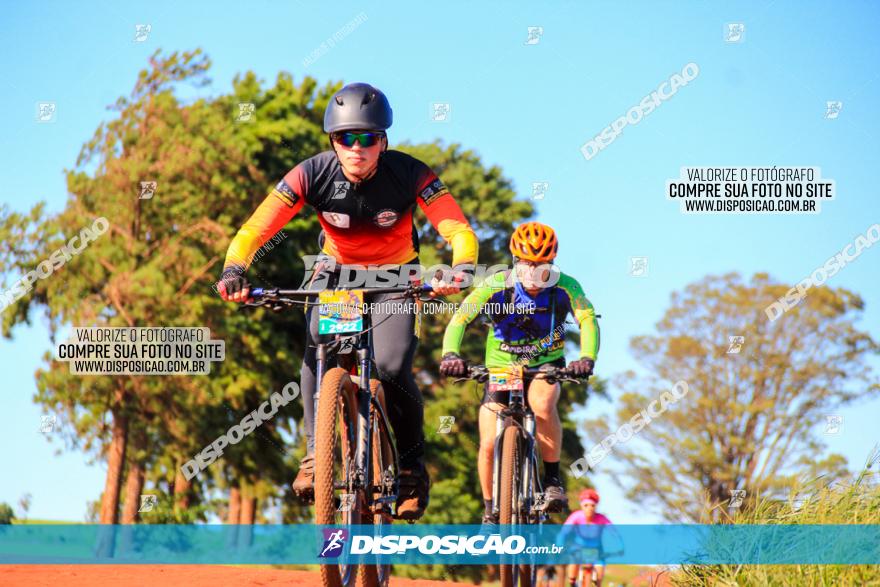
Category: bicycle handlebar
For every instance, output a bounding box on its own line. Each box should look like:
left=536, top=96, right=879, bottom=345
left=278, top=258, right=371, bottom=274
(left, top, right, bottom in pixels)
left=243, top=283, right=434, bottom=310
left=460, top=364, right=590, bottom=385
left=250, top=283, right=434, bottom=298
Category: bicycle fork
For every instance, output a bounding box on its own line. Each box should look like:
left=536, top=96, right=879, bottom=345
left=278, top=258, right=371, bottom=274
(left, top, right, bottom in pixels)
left=521, top=412, right=537, bottom=517
left=491, top=413, right=504, bottom=517
left=352, top=337, right=374, bottom=494
left=315, top=332, right=374, bottom=499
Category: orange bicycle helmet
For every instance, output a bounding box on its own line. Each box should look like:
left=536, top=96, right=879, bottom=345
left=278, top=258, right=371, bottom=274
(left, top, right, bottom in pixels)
left=509, top=221, right=558, bottom=262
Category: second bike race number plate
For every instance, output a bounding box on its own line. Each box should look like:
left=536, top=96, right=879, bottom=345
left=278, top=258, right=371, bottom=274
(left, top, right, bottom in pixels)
left=318, top=290, right=365, bottom=334
left=487, top=365, right=524, bottom=393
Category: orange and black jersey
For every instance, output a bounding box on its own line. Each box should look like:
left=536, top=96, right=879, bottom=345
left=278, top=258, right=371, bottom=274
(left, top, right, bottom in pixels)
left=224, top=150, right=478, bottom=271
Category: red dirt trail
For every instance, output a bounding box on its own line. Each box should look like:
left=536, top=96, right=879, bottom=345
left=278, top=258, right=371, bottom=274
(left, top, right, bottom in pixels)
left=0, top=565, right=473, bottom=587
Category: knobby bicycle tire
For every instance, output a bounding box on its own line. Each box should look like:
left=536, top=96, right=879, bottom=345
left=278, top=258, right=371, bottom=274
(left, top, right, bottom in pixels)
left=315, top=367, right=362, bottom=587
left=499, top=425, right=535, bottom=587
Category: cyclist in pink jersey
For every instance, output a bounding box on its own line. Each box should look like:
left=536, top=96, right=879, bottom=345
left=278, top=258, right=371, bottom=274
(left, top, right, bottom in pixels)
left=559, top=488, right=613, bottom=586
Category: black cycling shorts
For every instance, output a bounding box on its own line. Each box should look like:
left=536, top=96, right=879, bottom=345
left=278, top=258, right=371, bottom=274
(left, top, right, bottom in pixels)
left=480, top=357, right=566, bottom=405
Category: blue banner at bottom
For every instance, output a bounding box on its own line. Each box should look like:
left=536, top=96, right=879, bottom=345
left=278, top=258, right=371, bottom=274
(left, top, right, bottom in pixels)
left=1, top=524, right=879, bottom=565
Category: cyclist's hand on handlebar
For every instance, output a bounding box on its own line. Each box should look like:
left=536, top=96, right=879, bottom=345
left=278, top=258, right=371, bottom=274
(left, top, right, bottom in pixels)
left=217, top=268, right=250, bottom=303
left=439, top=352, right=468, bottom=377
left=569, top=357, right=595, bottom=377
left=429, top=273, right=464, bottom=297
left=429, top=265, right=471, bottom=297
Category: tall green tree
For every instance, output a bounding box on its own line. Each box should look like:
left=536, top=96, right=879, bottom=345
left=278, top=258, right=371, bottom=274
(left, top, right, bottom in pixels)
left=585, top=272, right=879, bottom=522
left=0, top=49, right=314, bottom=524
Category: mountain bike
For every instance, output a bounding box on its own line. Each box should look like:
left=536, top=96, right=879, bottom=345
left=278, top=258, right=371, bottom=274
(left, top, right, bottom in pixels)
left=568, top=547, right=623, bottom=587
left=247, top=282, right=432, bottom=587
left=454, top=364, right=589, bottom=587
left=576, top=562, right=601, bottom=587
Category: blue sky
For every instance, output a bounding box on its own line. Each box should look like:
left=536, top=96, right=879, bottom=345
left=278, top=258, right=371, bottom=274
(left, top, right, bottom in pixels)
left=1, top=1, right=879, bottom=523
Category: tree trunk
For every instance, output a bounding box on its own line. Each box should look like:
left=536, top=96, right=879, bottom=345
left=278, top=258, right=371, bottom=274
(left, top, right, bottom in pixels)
left=226, top=486, right=242, bottom=549
left=173, top=467, right=191, bottom=512
left=120, top=436, right=146, bottom=524
left=99, top=404, right=128, bottom=524
left=241, top=495, right=257, bottom=524
left=238, top=494, right=257, bottom=549
left=228, top=487, right=241, bottom=524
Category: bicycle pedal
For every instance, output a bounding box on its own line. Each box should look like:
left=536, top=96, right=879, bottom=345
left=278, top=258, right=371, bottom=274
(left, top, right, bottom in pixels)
left=533, top=493, right=550, bottom=512
left=391, top=509, right=422, bottom=523
left=371, top=498, right=394, bottom=515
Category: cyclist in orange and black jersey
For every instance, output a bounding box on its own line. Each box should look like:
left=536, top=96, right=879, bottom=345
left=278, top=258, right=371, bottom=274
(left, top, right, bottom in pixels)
left=217, top=83, right=478, bottom=519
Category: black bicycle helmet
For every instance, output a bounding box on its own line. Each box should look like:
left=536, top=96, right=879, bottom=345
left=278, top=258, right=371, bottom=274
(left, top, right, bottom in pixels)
left=323, top=83, right=393, bottom=133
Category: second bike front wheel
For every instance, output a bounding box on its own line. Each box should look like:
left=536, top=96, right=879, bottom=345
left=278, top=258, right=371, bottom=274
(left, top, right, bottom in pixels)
left=499, top=425, right=532, bottom=587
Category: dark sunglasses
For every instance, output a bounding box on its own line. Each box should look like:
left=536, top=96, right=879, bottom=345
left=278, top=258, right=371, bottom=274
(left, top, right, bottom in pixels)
left=333, top=131, right=384, bottom=148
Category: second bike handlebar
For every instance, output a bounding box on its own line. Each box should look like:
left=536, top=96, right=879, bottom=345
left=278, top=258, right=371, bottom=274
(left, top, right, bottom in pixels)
left=460, top=364, right=590, bottom=385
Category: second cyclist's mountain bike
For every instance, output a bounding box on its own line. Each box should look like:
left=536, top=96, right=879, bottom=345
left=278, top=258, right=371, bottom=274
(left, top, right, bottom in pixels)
left=453, top=364, right=589, bottom=587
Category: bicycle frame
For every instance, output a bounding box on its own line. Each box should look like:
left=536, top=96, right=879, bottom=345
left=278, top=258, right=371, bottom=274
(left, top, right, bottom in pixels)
left=246, top=283, right=428, bottom=587
left=579, top=563, right=600, bottom=587
left=491, top=376, right=542, bottom=522
left=247, top=284, right=427, bottom=514
left=314, top=311, right=400, bottom=508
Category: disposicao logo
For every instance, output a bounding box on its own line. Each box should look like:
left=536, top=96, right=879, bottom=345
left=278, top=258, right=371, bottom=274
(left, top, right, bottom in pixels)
left=350, top=534, right=528, bottom=555
left=319, top=528, right=349, bottom=558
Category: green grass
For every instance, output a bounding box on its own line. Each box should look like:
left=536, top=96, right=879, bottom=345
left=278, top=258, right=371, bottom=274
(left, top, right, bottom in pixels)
left=11, top=518, right=83, bottom=525
left=672, top=454, right=880, bottom=586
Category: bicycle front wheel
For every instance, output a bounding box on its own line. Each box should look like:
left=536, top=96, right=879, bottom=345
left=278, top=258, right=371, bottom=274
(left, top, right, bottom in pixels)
left=499, top=425, right=533, bottom=587
left=315, top=367, right=365, bottom=587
